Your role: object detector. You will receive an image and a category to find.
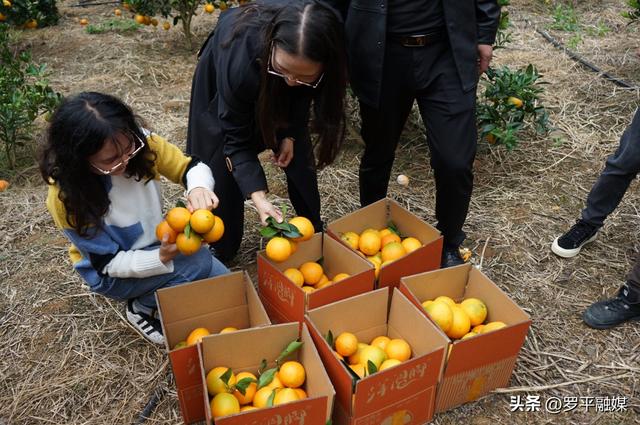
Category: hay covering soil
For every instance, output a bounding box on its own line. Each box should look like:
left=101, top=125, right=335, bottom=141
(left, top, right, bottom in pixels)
left=1, top=0, right=639, bottom=423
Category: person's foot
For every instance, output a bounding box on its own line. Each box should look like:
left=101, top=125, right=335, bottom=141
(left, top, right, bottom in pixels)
left=126, top=300, right=165, bottom=345
left=551, top=220, right=598, bottom=258
left=441, top=246, right=465, bottom=268
left=583, top=284, right=640, bottom=329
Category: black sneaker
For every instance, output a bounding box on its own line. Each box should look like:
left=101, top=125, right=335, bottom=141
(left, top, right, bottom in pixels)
left=551, top=220, right=598, bottom=258
left=126, top=300, right=165, bottom=345
left=583, top=284, right=640, bottom=329
left=441, top=246, right=465, bottom=268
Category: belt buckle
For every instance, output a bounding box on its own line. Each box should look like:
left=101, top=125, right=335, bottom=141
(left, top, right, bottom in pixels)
left=404, top=35, right=427, bottom=47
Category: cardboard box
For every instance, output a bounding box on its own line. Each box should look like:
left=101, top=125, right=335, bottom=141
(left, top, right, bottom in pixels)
left=199, top=322, right=335, bottom=425
left=257, top=232, right=375, bottom=324
left=326, top=198, right=443, bottom=290
left=156, top=271, right=271, bottom=424
left=399, top=263, right=531, bottom=413
left=306, top=287, right=449, bottom=425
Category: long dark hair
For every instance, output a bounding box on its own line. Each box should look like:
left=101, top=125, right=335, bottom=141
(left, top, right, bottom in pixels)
left=226, top=0, right=347, bottom=168
left=38, top=92, right=156, bottom=236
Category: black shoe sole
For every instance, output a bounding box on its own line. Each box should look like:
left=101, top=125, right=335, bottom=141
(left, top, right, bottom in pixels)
left=582, top=310, right=640, bottom=329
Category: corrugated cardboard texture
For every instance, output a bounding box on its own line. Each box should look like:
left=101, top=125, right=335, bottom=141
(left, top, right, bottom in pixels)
left=398, top=263, right=531, bottom=413
left=199, top=323, right=335, bottom=425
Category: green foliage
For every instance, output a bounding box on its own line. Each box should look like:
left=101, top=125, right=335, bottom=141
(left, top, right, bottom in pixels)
left=622, top=0, right=640, bottom=21
left=566, top=33, right=582, bottom=50
left=477, top=64, right=550, bottom=150
left=85, top=18, right=141, bottom=34
left=0, top=0, right=59, bottom=28
left=0, top=25, right=61, bottom=169
left=550, top=3, right=579, bottom=32
left=494, top=0, right=512, bottom=49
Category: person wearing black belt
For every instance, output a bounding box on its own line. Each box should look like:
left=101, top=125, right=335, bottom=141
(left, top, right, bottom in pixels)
left=186, top=0, right=347, bottom=262
left=328, top=0, right=500, bottom=267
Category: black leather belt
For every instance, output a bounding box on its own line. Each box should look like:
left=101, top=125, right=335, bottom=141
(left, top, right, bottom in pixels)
left=390, top=30, right=446, bottom=47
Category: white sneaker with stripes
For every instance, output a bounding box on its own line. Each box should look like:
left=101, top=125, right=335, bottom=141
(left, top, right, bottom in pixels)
left=126, top=300, right=165, bottom=345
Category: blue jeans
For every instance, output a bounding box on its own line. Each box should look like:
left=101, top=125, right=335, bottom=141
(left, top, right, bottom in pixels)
left=91, top=246, right=229, bottom=310
left=582, top=108, right=640, bottom=228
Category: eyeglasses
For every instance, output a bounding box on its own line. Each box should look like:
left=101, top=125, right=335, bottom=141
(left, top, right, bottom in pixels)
left=267, top=45, right=324, bottom=89
left=90, top=134, right=146, bottom=175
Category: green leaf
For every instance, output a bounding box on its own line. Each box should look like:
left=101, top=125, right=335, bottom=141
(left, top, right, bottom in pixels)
left=367, top=360, right=378, bottom=376
left=235, top=377, right=256, bottom=395
left=257, top=368, right=277, bottom=390
left=184, top=222, right=191, bottom=239
left=276, top=340, right=304, bottom=364
left=325, top=330, right=334, bottom=348
left=176, top=200, right=186, bottom=208
left=220, top=368, right=233, bottom=386
left=260, top=226, right=279, bottom=239
left=258, top=359, right=267, bottom=375
left=266, top=388, right=276, bottom=407
left=284, top=223, right=303, bottom=238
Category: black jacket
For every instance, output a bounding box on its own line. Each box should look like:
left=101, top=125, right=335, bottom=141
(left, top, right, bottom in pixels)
left=186, top=5, right=312, bottom=198
left=325, top=0, right=501, bottom=107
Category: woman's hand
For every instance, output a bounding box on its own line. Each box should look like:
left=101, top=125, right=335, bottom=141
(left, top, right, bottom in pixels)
left=251, top=190, right=283, bottom=225
left=187, top=187, right=219, bottom=212
left=159, top=234, right=179, bottom=264
left=272, top=137, right=294, bottom=168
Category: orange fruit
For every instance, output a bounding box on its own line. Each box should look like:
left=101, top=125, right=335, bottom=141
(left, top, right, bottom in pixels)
left=155, top=220, right=178, bottom=243
left=284, top=268, right=304, bottom=287
left=359, top=231, right=381, bottom=256
left=204, top=3, right=215, bottom=13
left=459, top=298, right=488, bottom=326
left=186, top=327, right=210, bottom=346
left=340, top=232, right=360, bottom=250
left=481, top=321, right=507, bottom=333
left=219, top=0, right=228, bottom=10
left=176, top=232, right=202, bottom=255
left=162, top=21, right=170, bottom=30
left=0, top=13, right=6, bottom=22
left=316, top=274, right=329, bottom=286
left=202, top=215, right=224, bottom=243
left=143, top=15, right=151, bottom=25
left=134, top=14, right=145, bottom=24
left=288, top=216, right=315, bottom=242
left=335, top=332, right=358, bottom=357
left=252, top=387, right=275, bottom=408
left=150, top=18, right=158, bottom=26
left=370, top=335, right=391, bottom=351
left=349, top=363, right=365, bottom=378
left=25, top=19, right=37, bottom=29
left=265, top=372, right=284, bottom=390
left=79, top=18, right=89, bottom=25
left=265, top=237, right=292, bottom=262
left=333, top=272, right=350, bottom=283
left=233, top=371, right=257, bottom=405
left=485, top=133, right=497, bottom=144
left=379, top=228, right=392, bottom=238
left=190, top=209, right=215, bottom=234
left=348, top=343, right=368, bottom=365
left=471, top=324, right=485, bottom=333
left=240, top=405, right=258, bottom=412
left=381, top=242, right=406, bottom=263
left=114, top=8, right=122, bottom=16
left=206, top=366, right=236, bottom=395
left=211, top=392, right=240, bottom=418
left=385, top=339, right=411, bottom=361
left=273, top=387, right=300, bottom=405
left=379, top=358, right=402, bottom=371
left=289, top=239, right=298, bottom=254
left=434, top=296, right=456, bottom=308
left=359, top=345, right=387, bottom=369
left=166, top=207, right=191, bottom=232
left=294, top=388, right=307, bottom=399
left=299, top=262, right=323, bottom=285
left=122, top=2, right=130, bottom=10
left=278, top=361, right=305, bottom=388
left=380, top=233, right=401, bottom=247
left=219, top=327, right=237, bottom=333
left=423, top=300, right=453, bottom=333
left=461, top=331, right=477, bottom=340
left=301, top=286, right=315, bottom=294
left=315, top=279, right=333, bottom=289
left=508, top=96, right=524, bottom=108
left=401, top=237, right=422, bottom=253
left=446, top=306, right=471, bottom=339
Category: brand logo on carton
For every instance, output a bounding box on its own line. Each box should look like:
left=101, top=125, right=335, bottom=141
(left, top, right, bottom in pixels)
left=246, top=408, right=308, bottom=425
left=366, top=363, right=428, bottom=403
left=260, top=271, right=295, bottom=307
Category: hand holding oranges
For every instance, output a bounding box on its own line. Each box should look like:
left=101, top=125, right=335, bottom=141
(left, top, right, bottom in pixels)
left=156, top=205, right=225, bottom=256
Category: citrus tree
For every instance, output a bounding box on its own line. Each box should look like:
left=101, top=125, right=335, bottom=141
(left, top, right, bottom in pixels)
left=0, top=24, right=61, bottom=169
left=477, top=64, right=550, bottom=150
left=0, top=0, right=59, bottom=28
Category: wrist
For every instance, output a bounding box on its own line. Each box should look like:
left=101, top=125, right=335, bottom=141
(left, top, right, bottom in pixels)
left=251, top=190, right=266, bottom=202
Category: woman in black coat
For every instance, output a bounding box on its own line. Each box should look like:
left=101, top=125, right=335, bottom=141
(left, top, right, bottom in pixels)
left=187, top=0, right=347, bottom=261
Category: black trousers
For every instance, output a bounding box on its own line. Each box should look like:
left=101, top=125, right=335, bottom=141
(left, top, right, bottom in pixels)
left=359, top=38, right=477, bottom=247
left=203, top=133, right=322, bottom=263
left=581, top=108, right=640, bottom=228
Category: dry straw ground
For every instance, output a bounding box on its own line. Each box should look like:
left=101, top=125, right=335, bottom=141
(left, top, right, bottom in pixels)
left=1, top=0, right=639, bottom=423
